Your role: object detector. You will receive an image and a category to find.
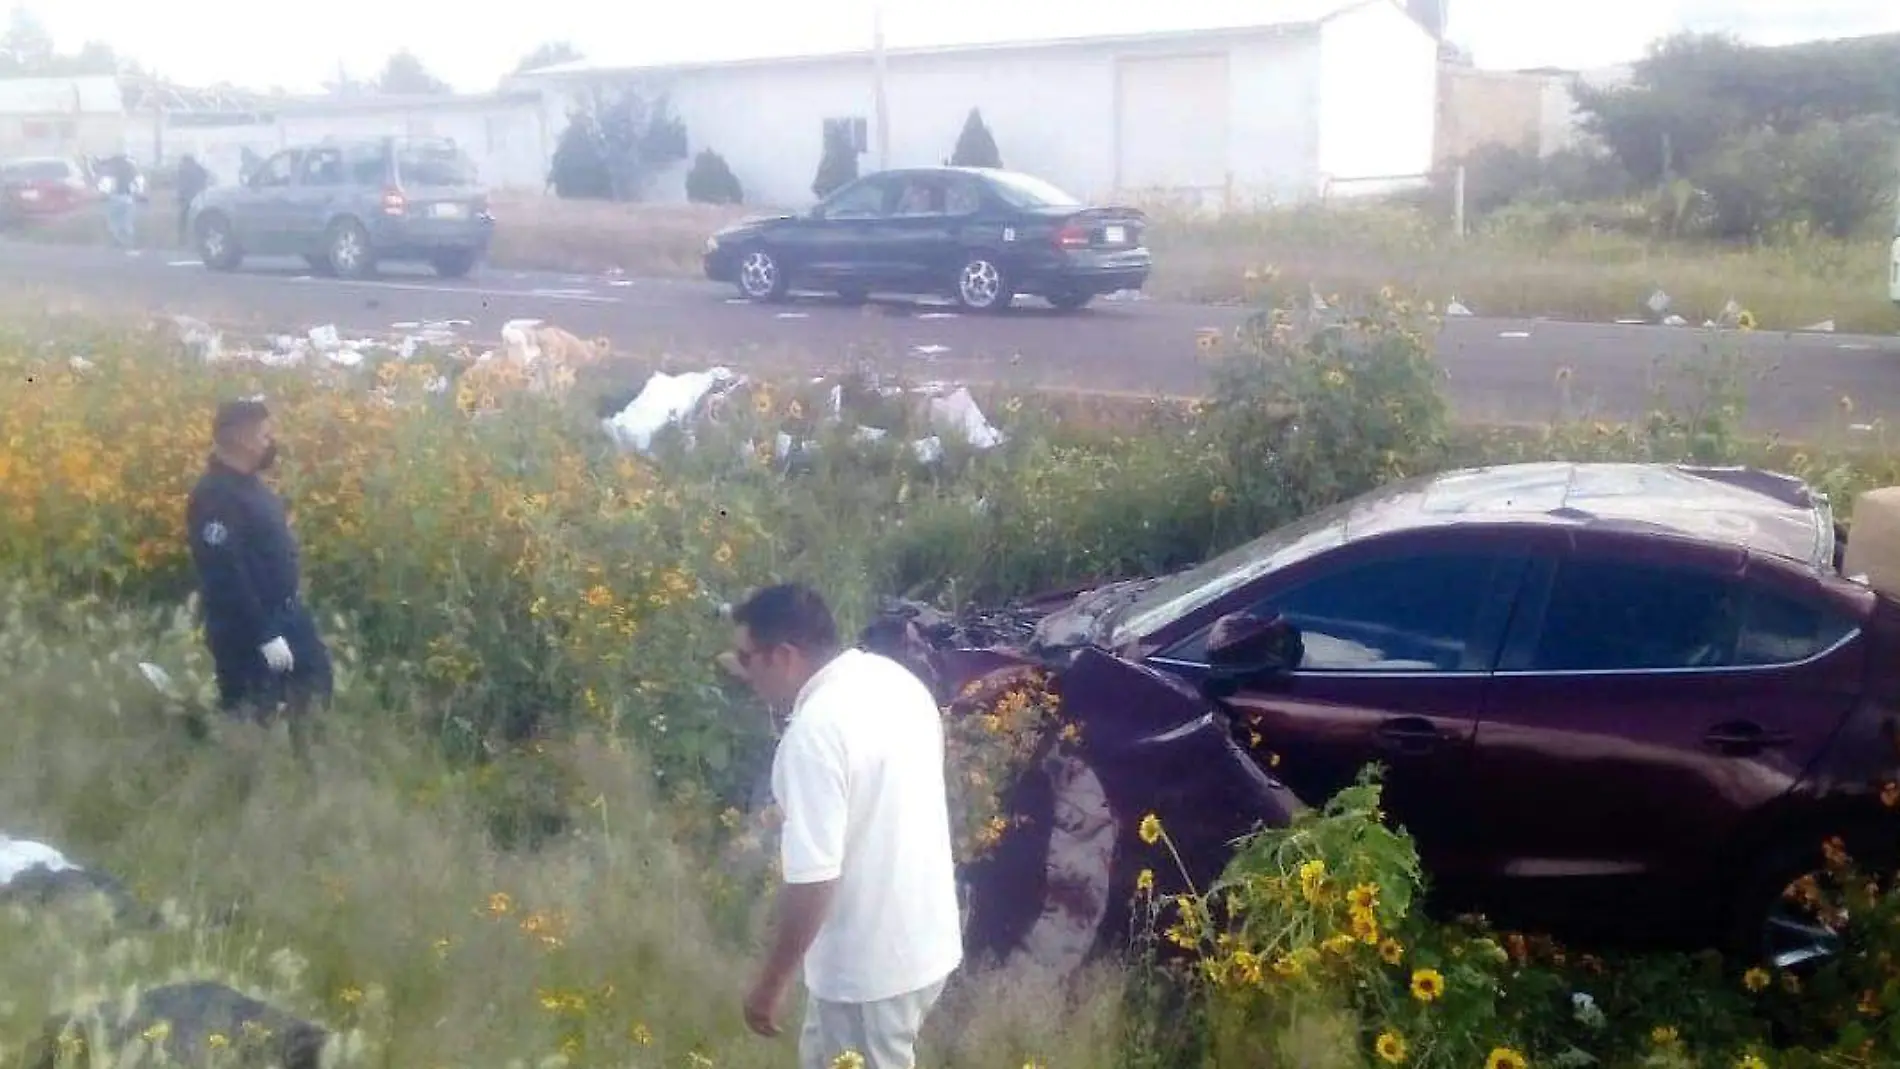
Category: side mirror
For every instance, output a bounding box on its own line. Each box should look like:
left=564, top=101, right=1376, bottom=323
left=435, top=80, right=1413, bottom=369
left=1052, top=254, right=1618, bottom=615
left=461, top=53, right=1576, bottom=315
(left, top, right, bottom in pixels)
left=1204, top=611, right=1302, bottom=687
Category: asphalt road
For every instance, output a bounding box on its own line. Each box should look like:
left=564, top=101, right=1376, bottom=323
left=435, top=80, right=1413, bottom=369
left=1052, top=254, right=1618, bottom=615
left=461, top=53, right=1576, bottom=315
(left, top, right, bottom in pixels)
left=2, top=239, right=1896, bottom=437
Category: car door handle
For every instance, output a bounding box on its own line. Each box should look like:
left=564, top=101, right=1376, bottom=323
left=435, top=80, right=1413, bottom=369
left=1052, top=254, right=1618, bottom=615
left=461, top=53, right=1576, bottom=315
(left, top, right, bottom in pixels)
left=1374, top=716, right=1443, bottom=755
left=1704, top=721, right=1795, bottom=756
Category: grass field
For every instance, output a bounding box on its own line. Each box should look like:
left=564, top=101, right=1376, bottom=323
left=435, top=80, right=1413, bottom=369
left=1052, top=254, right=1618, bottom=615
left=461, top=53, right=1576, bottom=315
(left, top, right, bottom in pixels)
left=12, top=189, right=1897, bottom=335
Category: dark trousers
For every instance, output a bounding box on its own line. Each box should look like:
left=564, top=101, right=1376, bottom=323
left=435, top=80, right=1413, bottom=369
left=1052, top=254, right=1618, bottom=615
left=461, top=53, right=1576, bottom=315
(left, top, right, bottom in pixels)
left=210, top=609, right=334, bottom=750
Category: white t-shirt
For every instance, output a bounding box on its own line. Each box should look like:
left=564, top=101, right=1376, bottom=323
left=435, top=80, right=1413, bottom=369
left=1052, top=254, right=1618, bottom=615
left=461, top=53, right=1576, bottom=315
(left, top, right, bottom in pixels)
left=771, top=648, right=964, bottom=1003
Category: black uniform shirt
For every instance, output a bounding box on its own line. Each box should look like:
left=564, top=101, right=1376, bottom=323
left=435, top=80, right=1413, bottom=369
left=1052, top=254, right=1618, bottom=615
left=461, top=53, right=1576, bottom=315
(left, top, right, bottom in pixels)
left=184, top=455, right=303, bottom=652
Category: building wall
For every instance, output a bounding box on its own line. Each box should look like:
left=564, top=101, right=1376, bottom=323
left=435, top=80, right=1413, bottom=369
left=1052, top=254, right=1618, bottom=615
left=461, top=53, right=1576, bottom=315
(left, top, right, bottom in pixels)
left=1316, top=0, right=1438, bottom=195
left=0, top=75, right=128, bottom=160
left=1434, top=66, right=1544, bottom=163
left=122, top=99, right=550, bottom=189
left=529, top=28, right=1331, bottom=210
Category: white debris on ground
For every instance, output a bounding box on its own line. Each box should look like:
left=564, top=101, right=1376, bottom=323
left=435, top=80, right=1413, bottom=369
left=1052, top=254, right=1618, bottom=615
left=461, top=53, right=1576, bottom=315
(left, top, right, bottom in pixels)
left=168, top=314, right=477, bottom=368
left=0, top=832, right=79, bottom=885
left=601, top=367, right=1008, bottom=464
left=1445, top=298, right=1473, bottom=317
left=603, top=367, right=743, bottom=453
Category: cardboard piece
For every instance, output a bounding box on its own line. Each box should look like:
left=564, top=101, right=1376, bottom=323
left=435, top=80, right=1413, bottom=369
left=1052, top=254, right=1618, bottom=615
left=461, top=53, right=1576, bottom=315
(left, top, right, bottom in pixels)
left=1843, top=487, right=1900, bottom=599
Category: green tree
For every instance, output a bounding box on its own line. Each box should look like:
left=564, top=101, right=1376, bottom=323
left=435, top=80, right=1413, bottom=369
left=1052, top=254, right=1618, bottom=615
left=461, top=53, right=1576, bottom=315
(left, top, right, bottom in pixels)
left=1573, top=31, right=1900, bottom=184
left=377, top=49, right=452, bottom=95
left=515, top=41, right=582, bottom=75
left=949, top=108, right=1003, bottom=168
left=685, top=149, right=744, bottom=205
left=548, top=87, right=689, bottom=201
left=811, top=121, right=859, bottom=199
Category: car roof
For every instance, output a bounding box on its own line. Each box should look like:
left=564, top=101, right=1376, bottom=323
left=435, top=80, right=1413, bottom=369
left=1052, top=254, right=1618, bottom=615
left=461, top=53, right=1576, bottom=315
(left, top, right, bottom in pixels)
left=1340, top=461, right=1832, bottom=568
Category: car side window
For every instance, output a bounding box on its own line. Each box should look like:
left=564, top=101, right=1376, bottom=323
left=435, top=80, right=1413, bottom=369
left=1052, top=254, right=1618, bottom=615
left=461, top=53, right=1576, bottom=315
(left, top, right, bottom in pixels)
left=892, top=177, right=941, bottom=217
left=249, top=151, right=298, bottom=189
left=1733, top=583, right=1858, bottom=666
left=823, top=178, right=889, bottom=219
left=347, top=147, right=388, bottom=186
left=1162, top=553, right=1513, bottom=673
left=944, top=178, right=982, bottom=215
left=1526, top=558, right=1743, bottom=672
left=300, top=150, right=344, bottom=186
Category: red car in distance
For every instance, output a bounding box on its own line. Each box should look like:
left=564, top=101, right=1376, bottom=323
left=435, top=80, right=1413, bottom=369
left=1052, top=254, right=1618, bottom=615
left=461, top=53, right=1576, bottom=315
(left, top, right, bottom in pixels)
left=0, top=156, right=97, bottom=223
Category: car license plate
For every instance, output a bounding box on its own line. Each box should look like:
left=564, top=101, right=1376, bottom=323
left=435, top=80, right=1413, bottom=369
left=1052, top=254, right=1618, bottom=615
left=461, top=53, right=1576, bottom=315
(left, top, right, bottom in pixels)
left=429, top=202, right=465, bottom=219
left=1104, top=225, right=1126, bottom=244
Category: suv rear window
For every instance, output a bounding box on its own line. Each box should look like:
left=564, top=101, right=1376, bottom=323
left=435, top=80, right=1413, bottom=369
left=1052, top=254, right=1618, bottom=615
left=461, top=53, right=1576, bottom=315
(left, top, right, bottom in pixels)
left=396, top=142, right=477, bottom=187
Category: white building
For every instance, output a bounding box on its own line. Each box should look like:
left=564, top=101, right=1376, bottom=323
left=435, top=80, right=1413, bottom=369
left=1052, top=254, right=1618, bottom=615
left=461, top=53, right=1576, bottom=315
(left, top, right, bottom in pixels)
left=0, top=75, right=127, bottom=160
left=509, top=0, right=1441, bottom=209
left=123, top=91, right=552, bottom=189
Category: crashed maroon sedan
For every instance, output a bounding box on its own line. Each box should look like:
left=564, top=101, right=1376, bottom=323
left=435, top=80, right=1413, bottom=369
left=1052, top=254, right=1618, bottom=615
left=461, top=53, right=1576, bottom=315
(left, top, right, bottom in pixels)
left=868, top=461, right=1900, bottom=974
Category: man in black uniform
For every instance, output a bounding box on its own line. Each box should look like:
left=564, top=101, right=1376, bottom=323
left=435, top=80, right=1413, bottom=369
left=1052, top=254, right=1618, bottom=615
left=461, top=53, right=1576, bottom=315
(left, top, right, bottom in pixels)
left=185, top=398, right=333, bottom=747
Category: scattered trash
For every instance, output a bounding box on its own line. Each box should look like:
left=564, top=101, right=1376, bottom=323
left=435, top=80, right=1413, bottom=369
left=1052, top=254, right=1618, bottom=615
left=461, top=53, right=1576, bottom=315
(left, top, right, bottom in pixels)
left=1498, top=331, right=1531, bottom=339
left=927, top=386, right=1008, bottom=450
left=1662, top=314, right=1689, bottom=327
left=1801, top=320, right=1837, bottom=333
left=0, top=833, right=78, bottom=885
left=1445, top=299, right=1473, bottom=317
left=917, top=312, right=960, bottom=320
left=911, top=344, right=951, bottom=358
left=1646, top=289, right=1672, bottom=317
left=603, top=367, right=743, bottom=454
left=137, top=662, right=177, bottom=697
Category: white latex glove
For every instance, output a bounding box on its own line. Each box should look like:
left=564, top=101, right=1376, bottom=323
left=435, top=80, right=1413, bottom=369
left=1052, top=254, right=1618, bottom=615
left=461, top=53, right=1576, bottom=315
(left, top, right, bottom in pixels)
left=260, top=637, right=294, bottom=673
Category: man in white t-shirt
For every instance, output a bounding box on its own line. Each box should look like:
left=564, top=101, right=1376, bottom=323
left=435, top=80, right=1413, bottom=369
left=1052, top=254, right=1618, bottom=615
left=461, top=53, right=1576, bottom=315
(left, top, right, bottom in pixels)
left=728, top=583, right=964, bottom=1069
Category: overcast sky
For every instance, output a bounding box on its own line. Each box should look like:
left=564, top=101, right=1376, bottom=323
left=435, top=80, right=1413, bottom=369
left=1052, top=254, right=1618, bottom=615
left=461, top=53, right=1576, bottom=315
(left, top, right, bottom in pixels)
left=26, top=0, right=1900, bottom=93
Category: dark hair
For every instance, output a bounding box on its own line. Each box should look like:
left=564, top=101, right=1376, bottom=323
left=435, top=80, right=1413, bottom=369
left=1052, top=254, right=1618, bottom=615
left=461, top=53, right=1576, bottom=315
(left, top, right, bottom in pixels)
left=213, top=398, right=271, bottom=443
left=732, top=583, right=840, bottom=656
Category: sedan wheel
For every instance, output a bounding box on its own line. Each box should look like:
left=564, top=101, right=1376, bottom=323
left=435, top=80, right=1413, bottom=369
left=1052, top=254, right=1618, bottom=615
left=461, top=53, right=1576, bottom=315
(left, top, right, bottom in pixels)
left=738, top=249, right=787, bottom=302
left=1761, top=887, right=1845, bottom=971
left=955, top=256, right=1014, bottom=312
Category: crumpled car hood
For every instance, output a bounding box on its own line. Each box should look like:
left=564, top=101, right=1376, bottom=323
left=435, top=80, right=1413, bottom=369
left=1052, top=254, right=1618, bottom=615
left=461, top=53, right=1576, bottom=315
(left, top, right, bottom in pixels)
left=860, top=599, right=1304, bottom=977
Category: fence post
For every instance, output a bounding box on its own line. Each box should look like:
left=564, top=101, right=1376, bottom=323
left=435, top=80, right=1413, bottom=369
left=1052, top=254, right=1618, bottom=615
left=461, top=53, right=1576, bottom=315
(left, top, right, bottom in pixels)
left=1452, top=164, right=1467, bottom=239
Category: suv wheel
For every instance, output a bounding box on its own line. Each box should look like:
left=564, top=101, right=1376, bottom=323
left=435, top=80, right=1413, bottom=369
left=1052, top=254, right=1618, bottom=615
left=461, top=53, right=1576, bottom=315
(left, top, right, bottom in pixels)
left=432, top=249, right=479, bottom=279
left=954, top=255, right=1014, bottom=312
left=196, top=213, right=241, bottom=271
left=326, top=218, right=375, bottom=279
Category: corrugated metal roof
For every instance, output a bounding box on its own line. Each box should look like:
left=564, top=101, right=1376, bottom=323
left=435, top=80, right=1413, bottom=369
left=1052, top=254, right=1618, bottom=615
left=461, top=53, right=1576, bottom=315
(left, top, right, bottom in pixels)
left=521, top=0, right=1380, bottom=79
left=0, top=75, right=123, bottom=115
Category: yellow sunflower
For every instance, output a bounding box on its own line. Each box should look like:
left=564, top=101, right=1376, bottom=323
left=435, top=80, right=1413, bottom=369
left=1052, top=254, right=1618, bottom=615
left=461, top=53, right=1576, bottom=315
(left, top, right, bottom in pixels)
left=1409, top=968, right=1445, bottom=1003
left=1374, top=1030, right=1408, bottom=1064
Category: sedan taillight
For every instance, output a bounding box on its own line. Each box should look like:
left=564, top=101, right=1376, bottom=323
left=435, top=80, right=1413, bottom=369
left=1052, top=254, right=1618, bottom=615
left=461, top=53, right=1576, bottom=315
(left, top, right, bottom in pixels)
left=1054, top=223, right=1090, bottom=249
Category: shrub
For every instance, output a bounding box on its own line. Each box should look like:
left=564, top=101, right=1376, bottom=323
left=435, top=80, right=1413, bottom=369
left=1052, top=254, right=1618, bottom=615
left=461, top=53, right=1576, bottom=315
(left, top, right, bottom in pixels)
left=684, top=148, right=743, bottom=205
left=949, top=108, right=1002, bottom=169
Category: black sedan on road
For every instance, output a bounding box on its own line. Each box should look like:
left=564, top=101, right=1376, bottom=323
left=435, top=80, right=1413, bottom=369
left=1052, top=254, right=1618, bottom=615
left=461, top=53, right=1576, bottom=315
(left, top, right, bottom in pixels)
left=701, top=166, right=1151, bottom=312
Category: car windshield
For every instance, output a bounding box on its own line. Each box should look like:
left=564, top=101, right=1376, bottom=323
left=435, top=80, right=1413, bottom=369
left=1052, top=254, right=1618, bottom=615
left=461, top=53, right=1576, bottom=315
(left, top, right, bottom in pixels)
left=397, top=141, right=478, bottom=187
left=986, top=171, right=1083, bottom=209
left=1106, top=477, right=1434, bottom=646
left=4, top=160, right=70, bottom=182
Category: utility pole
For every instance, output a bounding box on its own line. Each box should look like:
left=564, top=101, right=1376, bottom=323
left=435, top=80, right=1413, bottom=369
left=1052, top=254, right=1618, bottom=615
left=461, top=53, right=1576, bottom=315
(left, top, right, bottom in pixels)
left=872, top=2, right=891, bottom=170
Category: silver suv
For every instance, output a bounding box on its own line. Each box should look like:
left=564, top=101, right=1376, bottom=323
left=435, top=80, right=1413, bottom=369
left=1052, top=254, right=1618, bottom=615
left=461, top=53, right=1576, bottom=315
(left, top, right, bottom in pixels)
left=189, top=136, right=495, bottom=279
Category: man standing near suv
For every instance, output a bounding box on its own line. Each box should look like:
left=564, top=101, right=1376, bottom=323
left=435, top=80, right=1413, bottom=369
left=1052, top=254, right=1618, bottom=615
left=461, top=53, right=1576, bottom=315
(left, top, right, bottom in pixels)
left=728, top=583, right=963, bottom=1069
